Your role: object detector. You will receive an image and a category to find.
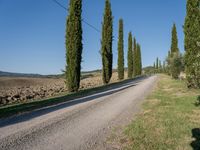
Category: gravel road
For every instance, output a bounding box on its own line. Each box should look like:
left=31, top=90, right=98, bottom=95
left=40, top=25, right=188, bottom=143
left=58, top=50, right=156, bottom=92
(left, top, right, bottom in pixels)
left=0, top=75, right=157, bottom=150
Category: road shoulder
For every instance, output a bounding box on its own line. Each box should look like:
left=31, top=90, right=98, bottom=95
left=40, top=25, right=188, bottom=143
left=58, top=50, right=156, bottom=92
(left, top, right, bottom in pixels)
left=93, top=76, right=158, bottom=150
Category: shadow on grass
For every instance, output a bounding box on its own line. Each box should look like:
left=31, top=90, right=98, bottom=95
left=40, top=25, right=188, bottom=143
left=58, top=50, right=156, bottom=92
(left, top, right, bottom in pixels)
left=191, top=128, right=200, bottom=150
left=0, top=76, right=147, bottom=127
left=194, top=96, right=200, bottom=107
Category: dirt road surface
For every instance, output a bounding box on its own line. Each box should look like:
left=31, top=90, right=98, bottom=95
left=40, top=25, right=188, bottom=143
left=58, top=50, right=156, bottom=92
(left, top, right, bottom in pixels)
left=0, top=76, right=157, bottom=150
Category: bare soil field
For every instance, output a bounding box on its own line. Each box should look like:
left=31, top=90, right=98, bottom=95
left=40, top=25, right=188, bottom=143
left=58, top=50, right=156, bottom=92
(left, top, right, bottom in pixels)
left=0, top=72, right=127, bottom=106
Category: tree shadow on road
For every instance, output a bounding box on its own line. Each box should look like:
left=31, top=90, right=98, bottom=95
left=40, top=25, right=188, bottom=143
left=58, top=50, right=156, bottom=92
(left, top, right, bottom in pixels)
left=191, top=128, right=200, bottom=150
left=0, top=77, right=147, bottom=127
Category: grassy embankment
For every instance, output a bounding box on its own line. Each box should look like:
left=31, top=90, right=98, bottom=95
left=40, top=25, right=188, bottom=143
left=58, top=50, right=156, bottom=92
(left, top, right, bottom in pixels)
left=124, top=74, right=200, bottom=150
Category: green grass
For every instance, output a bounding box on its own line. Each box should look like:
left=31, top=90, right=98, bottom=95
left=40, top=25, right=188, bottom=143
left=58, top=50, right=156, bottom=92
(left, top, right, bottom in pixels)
left=0, top=76, right=144, bottom=118
left=124, top=74, right=200, bottom=150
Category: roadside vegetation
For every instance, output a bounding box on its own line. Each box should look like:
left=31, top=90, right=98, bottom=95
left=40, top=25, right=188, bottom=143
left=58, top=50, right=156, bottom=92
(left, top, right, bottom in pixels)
left=150, top=0, right=200, bottom=89
left=124, top=74, right=200, bottom=150
left=118, top=1, right=200, bottom=149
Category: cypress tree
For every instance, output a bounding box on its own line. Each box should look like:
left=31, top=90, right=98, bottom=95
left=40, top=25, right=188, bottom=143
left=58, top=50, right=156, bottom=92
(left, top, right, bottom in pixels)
left=170, top=53, right=183, bottom=79
left=101, top=0, right=113, bottom=84
left=127, top=32, right=133, bottom=78
left=163, top=61, right=166, bottom=73
left=117, top=19, right=124, bottom=80
left=168, top=51, right=171, bottom=57
left=171, top=23, right=179, bottom=56
left=66, top=0, right=82, bottom=92
left=136, top=43, right=142, bottom=75
left=133, top=37, right=137, bottom=77
left=159, top=60, right=162, bottom=73
left=153, top=62, right=156, bottom=74
left=153, top=62, right=156, bottom=69
left=184, top=0, right=200, bottom=88
left=159, top=60, right=162, bottom=69
left=166, top=51, right=171, bottom=75
left=168, top=23, right=183, bottom=79
left=139, top=45, right=142, bottom=75
left=156, top=57, right=159, bottom=70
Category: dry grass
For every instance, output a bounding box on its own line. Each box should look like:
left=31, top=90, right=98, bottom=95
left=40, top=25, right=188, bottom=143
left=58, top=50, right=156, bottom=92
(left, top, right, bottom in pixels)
left=122, top=74, right=200, bottom=150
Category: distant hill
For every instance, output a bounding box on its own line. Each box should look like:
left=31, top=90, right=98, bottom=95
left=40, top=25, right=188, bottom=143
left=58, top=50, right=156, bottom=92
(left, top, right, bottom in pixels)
left=0, top=70, right=99, bottom=79
left=81, top=69, right=101, bottom=75
left=0, top=71, right=65, bottom=78
left=143, top=66, right=155, bottom=74
left=0, top=71, right=46, bottom=78
left=0, top=69, right=119, bottom=78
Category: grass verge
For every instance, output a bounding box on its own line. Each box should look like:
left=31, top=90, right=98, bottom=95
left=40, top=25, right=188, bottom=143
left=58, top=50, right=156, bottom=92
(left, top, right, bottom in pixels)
left=0, top=76, right=145, bottom=119
left=124, top=74, right=200, bottom=150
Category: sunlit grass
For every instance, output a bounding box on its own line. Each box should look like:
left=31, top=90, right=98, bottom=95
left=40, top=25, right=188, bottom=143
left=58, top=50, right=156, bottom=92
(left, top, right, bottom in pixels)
left=124, top=74, right=200, bottom=150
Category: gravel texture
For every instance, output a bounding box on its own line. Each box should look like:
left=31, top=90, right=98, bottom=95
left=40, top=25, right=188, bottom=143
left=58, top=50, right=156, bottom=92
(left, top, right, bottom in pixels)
left=0, top=75, right=157, bottom=150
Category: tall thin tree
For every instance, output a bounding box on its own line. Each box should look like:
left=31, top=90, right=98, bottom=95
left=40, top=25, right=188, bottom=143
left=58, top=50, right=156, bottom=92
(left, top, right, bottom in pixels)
left=168, top=23, right=182, bottom=79
left=184, top=0, right=200, bottom=88
left=156, top=57, right=159, bottom=70
left=153, top=62, right=156, bottom=69
left=133, top=37, right=137, bottom=77
left=171, top=23, right=179, bottom=56
left=101, top=0, right=113, bottom=84
left=159, top=60, right=162, bottom=71
left=127, top=32, right=133, bottom=78
left=153, top=62, right=156, bottom=74
left=163, top=61, right=166, bottom=73
left=117, top=19, right=124, bottom=80
left=66, top=0, right=83, bottom=92
left=138, top=44, right=142, bottom=75
left=136, top=43, right=142, bottom=75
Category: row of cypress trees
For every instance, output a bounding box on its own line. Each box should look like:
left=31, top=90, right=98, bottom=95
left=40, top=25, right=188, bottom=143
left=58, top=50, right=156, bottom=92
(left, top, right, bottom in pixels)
left=152, top=24, right=183, bottom=76
left=164, top=0, right=199, bottom=87
left=153, top=23, right=183, bottom=77
left=126, top=32, right=142, bottom=79
left=65, top=0, right=142, bottom=92
left=118, top=22, right=143, bottom=80
left=153, top=57, right=164, bottom=73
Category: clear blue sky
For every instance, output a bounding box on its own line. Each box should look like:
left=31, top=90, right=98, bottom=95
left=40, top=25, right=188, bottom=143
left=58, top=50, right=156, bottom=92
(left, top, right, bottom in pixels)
left=0, top=0, right=186, bottom=75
